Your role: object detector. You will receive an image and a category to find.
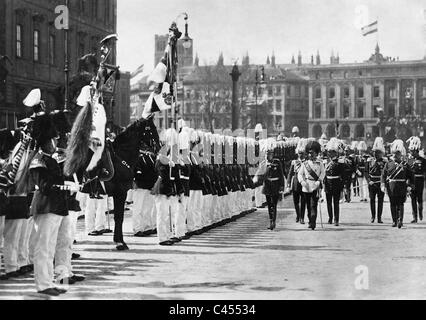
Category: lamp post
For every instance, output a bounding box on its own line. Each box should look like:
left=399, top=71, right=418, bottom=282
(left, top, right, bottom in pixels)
left=230, top=63, right=241, bottom=131
left=254, top=65, right=266, bottom=125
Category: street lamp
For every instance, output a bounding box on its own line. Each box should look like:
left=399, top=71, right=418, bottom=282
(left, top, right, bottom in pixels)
left=64, top=0, right=70, bottom=112
left=254, top=66, right=266, bottom=125
left=181, top=14, right=192, bottom=49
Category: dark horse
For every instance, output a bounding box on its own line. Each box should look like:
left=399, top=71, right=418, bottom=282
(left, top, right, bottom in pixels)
left=103, top=117, right=160, bottom=248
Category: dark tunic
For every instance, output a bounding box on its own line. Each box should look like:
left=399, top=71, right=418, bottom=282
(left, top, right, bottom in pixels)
left=324, top=158, right=345, bottom=195
left=29, top=152, right=68, bottom=217
left=189, top=165, right=204, bottom=191
left=365, top=157, right=387, bottom=187
left=151, top=160, right=181, bottom=197
left=134, top=154, right=157, bottom=190
left=262, top=159, right=285, bottom=196
left=382, top=159, right=413, bottom=200
left=407, top=156, right=426, bottom=192
left=178, top=164, right=191, bottom=197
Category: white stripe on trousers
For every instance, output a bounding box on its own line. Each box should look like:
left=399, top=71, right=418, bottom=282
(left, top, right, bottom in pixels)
left=33, top=213, right=63, bottom=292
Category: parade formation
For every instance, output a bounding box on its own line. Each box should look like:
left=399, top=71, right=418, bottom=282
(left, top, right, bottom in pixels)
left=1, top=14, right=426, bottom=300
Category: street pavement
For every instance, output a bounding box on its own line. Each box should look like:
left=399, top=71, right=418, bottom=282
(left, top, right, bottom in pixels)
left=1, top=194, right=426, bottom=300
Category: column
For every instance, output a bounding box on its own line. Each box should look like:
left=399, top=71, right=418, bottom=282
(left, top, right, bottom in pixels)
left=365, top=82, right=372, bottom=119
left=396, top=80, right=400, bottom=117
left=335, top=84, right=341, bottom=119
left=321, top=84, right=327, bottom=119
left=350, top=83, right=356, bottom=119
left=413, top=79, right=418, bottom=115
left=308, top=85, right=313, bottom=119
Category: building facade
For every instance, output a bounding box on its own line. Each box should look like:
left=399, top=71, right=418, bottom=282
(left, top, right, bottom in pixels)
left=0, top=0, right=117, bottom=129
left=306, top=45, right=426, bottom=143
left=114, top=71, right=131, bottom=128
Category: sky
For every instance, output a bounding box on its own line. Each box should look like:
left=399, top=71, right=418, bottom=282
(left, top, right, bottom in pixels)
left=117, top=0, right=426, bottom=77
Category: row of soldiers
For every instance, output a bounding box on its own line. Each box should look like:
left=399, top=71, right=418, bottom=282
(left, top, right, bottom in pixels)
left=286, top=135, right=426, bottom=229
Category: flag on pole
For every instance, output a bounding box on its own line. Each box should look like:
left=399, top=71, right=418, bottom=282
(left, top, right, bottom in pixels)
left=362, top=20, right=378, bottom=36
left=131, top=64, right=144, bottom=78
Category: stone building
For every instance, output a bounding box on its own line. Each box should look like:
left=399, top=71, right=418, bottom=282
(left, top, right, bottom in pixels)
left=306, top=45, right=426, bottom=143
left=0, top=0, right=117, bottom=129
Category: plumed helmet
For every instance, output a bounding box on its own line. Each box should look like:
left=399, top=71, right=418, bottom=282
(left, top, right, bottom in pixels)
left=254, top=124, right=263, bottom=133
left=179, top=127, right=191, bottom=151
left=372, top=137, right=385, bottom=153
left=23, top=89, right=41, bottom=107
left=296, top=138, right=307, bottom=154
left=292, top=126, right=300, bottom=134
left=391, top=139, right=406, bottom=155
left=305, top=140, right=321, bottom=154
left=407, top=136, right=421, bottom=151
left=164, top=128, right=179, bottom=146
left=357, top=141, right=368, bottom=152
left=147, top=61, right=167, bottom=85
left=32, top=113, right=58, bottom=147
left=76, top=85, right=92, bottom=107
left=326, top=137, right=340, bottom=152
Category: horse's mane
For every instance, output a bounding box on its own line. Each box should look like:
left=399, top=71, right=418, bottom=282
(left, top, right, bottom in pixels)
left=63, top=103, right=93, bottom=176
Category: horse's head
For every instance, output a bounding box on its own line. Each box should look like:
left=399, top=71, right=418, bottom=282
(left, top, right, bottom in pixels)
left=139, top=117, right=161, bottom=155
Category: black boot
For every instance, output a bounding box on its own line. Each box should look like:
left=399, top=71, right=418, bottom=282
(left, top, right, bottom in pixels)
left=370, top=198, right=376, bottom=223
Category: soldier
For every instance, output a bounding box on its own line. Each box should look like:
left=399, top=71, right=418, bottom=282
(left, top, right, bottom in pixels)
left=356, top=141, right=369, bottom=202
left=258, top=142, right=285, bottom=230
left=381, top=139, right=413, bottom=228
left=365, top=137, right=387, bottom=223
left=287, top=138, right=307, bottom=224
left=324, top=138, right=346, bottom=226
left=406, top=136, right=426, bottom=223
left=298, top=140, right=325, bottom=231
left=28, top=114, right=75, bottom=296
left=343, top=145, right=357, bottom=203
left=151, top=128, right=180, bottom=246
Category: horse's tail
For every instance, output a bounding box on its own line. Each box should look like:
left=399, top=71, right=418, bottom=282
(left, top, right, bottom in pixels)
left=64, top=103, right=93, bottom=176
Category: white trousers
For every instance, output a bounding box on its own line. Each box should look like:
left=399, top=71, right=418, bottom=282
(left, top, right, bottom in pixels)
left=69, top=210, right=79, bottom=249
left=85, top=196, right=107, bottom=233
left=174, top=196, right=189, bottom=238
left=54, top=215, right=74, bottom=281
left=132, top=189, right=156, bottom=234
left=3, top=218, right=32, bottom=273
left=201, top=195, right=213, bottom=227
left=33, top=213, right=63, bottom=292
left=358, top=177, right=368, bottom=200
left=186, top=191, right=202, bottom=232
left=126, top=189, right=134, bottom=203
left=255, top=186, right=266, bottom=207
left=155, top=195, right=175, bottom=243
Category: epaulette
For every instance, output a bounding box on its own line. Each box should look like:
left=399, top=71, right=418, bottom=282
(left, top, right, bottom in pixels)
left=29, top=152, right=47, bottom=170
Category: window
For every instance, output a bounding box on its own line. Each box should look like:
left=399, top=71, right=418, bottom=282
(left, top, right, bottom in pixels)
left=16, top=24, right=22, bottom=58
left=422, top=87, right=426, bottom=98
left=268, top=87, right=273, bottom=96
left=276, top=86, right=281, bottom=96
left=357, top=104, right=364, bottom=118
left=359, top=70, right=363, bottom=76
left=314, top=104, right=321, bottom=118
left=276, top=100, right=282, bottom=112
left=78, top=41, right=85, bottom=58
left=295, top=86, right=301, bottom=97
left=49, top=35, right=56, bottom=65
left=374, top=86, right=380, bottom=98
left=343, top=87, right=350, bottom=98
left=315, top=87, right=321, bottom=99
left=329, top=72, right=334, bottom=79
left=343, top=103, right=350, bottom=118
left=358, top=87, right=364, bottom=98
left=92, top=0, right=98, bottom=19
left=329, top=105, right=335, bottom=118
left=388, top=104, right=395, bottom=117
left=329, top=87, right=335, bottom=99
left=33, top=30, right=40, bottom=62
left=373, top=105, right=380, bottom=118
left=287, top=85, right=292, bottom=97
left=344, top=71, right=348, bottom=79
left=389, top=87, right=397, bottom=98
left=268, top=100, right=273, bottom=113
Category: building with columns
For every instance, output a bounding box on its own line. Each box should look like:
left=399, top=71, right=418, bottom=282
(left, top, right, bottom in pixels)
left=306, top=45, right=426, bottom=142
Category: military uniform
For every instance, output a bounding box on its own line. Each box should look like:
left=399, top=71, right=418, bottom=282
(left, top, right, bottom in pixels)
left=187, top=159, right=204, bottom=234
left=382, top=157, right=413, bottom=228
left=262, top=158, right=285, bottom=230
left=132, top=152, right=157, bottom=236
left=357, top=154, right=370, bottom=202
left=407, top=155, right=426, bottom=222
left=173, top=162, right=191, bottom=240
left=298, top=157, right=325, bottom=230
left=287, top=158, right=306, bottom=223
left=366, top=156, right=387, bottom=223
left=343, top=153, right=356, bottom=202
left=324, top=157, right=346, bottom=225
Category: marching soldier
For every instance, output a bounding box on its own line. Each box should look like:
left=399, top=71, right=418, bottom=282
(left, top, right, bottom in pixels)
left=406, top=136, right=426, bottom=223
left=298, top=140, right=325, bottom=231
left=365, top=138, right=387, bottom=223
left=381, top=139, right=413, bottom=228
left=343, top=145, right=356, bottom=203
left=356, top=141, right=369, bottom=202
left=260, top=144, right=285, bottom=230
left=287, top=138, right=307, bottom=224
left=324, top=138, right=346, bottom=226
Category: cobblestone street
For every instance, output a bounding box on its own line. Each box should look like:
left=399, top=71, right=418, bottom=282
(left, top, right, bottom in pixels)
left=1, top=195, right=426, bottom=300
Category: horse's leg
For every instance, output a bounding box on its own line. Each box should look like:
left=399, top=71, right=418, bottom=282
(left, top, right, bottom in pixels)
left=113, top=189, right=126, bottom=245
